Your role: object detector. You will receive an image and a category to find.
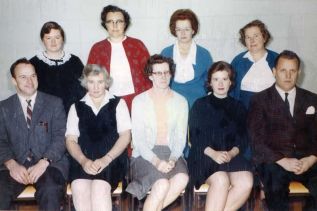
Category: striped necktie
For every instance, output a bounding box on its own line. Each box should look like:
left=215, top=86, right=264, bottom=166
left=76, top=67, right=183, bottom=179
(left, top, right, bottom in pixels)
left=26, top=99, right=32, bottom=128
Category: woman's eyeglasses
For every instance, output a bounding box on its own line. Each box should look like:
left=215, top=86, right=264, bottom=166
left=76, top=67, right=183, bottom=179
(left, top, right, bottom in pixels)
left=152, top=71, right=171, bottom=77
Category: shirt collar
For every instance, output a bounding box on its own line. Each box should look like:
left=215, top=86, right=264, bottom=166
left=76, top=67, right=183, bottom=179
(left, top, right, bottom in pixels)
left=80, top=90, right=114, bottom=110
left=243, top=51, right=268, bottom=63
left=174, top=40, right=197, bottom=65
left=275, top=84, right=296, bottom=99
left=17, top=92, right=37, bottom=108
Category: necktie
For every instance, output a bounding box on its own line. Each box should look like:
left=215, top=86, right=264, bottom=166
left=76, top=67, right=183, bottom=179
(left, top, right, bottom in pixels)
left=26, top=99, right=32, bottom=128
left=285, top=93, right=290, bottom=114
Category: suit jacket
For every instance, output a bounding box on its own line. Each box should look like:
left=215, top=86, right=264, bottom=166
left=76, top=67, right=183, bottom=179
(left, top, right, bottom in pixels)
left=0, top=91, right=69, bottom=179
left=248, top=85, right=317, bottom=165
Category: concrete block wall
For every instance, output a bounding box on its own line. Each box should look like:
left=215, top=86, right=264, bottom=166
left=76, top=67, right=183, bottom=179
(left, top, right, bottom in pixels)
left=1, top=0, right=317, bottom=99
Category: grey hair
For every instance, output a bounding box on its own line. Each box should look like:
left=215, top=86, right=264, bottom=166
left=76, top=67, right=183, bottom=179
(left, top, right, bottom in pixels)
left=80, top=64, right=112, bottom=89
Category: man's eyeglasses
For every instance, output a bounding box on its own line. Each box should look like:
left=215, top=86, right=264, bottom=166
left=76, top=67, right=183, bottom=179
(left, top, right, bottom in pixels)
left=152, top=71, right=171, bottom=77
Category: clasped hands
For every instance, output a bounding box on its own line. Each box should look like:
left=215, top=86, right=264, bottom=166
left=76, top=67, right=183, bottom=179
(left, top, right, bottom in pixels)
left=157, top=160, right=176, bottom=173
left=7, top=159, right=49, bottom=185
left=81, top=155, right=112, bottom=175
left=207, top=147, right=239, bottom=164
left=277, top=156, right=317, bottom=175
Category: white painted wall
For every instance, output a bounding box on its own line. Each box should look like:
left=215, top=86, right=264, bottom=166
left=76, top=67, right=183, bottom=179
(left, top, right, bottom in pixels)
left=1, top=0, right=317, bottom=100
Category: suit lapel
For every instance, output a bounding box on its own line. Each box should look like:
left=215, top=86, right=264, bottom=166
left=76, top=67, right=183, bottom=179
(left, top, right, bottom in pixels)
left=293, top=87, right=305, bottom=118
left=30, top=92, right=45, bottom=128
left=270, top=85, right=293, bottom=119
left=12, top=95, right=29, bottom=131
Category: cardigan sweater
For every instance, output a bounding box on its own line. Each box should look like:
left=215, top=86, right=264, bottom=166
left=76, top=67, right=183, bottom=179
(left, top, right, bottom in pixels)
left=161, top=44, right=213, bottom=107
left=230, top=49, right=278, bottom=108
left=87, top=36, right=151, bottom=110
left=131, top=90, right=188, bottom=162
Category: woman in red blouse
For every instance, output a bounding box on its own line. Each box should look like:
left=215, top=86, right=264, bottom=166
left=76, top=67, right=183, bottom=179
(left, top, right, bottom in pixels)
left=87, top=5, right=151, bottom=111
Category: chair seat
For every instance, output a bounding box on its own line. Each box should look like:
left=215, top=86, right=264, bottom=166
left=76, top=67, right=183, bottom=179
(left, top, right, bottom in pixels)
left=17, top=185, right=36, bottom=199
left=289, top=181, right=309, bottom=195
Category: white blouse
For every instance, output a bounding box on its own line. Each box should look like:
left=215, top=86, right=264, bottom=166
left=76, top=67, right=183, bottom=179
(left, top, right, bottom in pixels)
left=173, top=41, right=196, bottom=83
left=65, top=92, right=131, bottom=141
left=109, top=38, right=135, bottom=96
left=241, top=51, right=275, bottom=92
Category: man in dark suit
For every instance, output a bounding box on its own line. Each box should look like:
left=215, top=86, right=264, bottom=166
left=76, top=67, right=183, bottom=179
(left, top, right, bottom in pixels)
left=0, top=58, right=69, bottom=210
left=248, top=50, right=317, bottom=210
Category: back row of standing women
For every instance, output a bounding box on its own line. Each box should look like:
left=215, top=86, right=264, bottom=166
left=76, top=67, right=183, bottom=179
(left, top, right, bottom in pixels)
left=30, top=4, right=278, bottom=211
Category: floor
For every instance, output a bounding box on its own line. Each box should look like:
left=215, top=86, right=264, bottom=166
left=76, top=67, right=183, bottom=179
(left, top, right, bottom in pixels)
left=13, top=194, right=308, bottom=211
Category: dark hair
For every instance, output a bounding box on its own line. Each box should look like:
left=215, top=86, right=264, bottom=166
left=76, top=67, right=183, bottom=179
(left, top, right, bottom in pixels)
left=275, top=50, right=301, bottom=69
left=10, top=58, right=33, bottom=78
left=206, top=61, right=235, bottom=92
left=40, top=21, right=65, bottom=42
left=239, top=19, right=271, bottom=47
left=101, top=5, right=131, bottom=32
left=144, top=54, right=175, bottom=77
left=169, top=9, right=199, bottom=37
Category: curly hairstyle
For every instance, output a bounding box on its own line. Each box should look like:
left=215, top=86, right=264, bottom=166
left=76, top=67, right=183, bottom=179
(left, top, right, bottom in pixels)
left=144, top=54, right=175, bottom=77
left=100, top=5, right=130, bottom=32
left=239, top=19, right=271, bottom=47
left=169, top=9, right=199, bottom=37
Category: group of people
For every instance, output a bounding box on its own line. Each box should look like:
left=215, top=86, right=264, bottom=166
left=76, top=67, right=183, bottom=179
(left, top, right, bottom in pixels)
left=0, top=4, right=316, bottom=211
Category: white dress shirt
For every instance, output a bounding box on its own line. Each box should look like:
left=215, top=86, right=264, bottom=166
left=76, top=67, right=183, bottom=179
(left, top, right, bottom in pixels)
left=275, top=85, right=296, bottom=116
left=17, top=92, right=37, bottom=122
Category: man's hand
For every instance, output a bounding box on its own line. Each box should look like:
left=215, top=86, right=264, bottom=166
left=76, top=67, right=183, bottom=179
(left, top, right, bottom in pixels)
left=27, top=159, right=49, bottom=184
left=5, top=159, right=29, bottom=185
left=276, top=158, right=302, bottom=173
left=295, top=155, right=317, bottom=175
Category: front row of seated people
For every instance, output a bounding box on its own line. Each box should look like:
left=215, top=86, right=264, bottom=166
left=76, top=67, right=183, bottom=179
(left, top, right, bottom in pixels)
left=0, top=51, right=316, bottom=211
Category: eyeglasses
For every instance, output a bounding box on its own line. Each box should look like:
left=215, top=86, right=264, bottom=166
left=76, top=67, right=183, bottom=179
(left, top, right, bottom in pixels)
left=105, top=19, right=125, bottom=25
left=152, top=71, right=171, bottom=77
left=175, top=28, right=192, bottom=33
left=245, top=34, right=262, bottom=41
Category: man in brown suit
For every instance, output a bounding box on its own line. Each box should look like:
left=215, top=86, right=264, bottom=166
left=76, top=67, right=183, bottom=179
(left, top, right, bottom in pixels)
left=248, top=50, right=317, bottom=210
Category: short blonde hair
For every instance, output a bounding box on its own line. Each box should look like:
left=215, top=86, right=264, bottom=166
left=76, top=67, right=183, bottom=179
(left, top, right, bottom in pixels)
left=80, top=64, right=112, bottom=89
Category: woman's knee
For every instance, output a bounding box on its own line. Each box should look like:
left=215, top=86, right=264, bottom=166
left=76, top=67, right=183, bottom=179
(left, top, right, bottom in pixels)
left=207, top=172, right=230, bottom=189
left=91, top=180, right=112, bottom=196
left=231, top=172, right=254, bottom=192
left=150, top=179, right=170, bottom=199
left=172, top=173, right=189, bottom=186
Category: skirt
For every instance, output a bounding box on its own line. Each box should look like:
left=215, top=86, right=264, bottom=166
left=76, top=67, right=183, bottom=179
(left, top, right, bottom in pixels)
left=126, top=145, right=188, bottom=200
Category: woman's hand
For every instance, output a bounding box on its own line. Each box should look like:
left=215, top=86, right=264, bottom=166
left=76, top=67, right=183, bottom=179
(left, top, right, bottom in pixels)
left=93, top=155, right=112, bottom=174
left=81, top=159, right=98, bottom=175
left=157, top=160, right=173, bottom=173
left=227, top=147, right=239, bottom=161
left=210, top=150, right=231, bottom=164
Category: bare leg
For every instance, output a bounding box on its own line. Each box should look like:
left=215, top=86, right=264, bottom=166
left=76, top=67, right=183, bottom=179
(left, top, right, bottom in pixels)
left=91, top=179, right=112, bottom=211
left=162, top=173, right=188, bottom=208
left=143, top=179, right=169, bottom=211
left=224, top=171, right=253, bottom=211
left=71, top=179, right=92, bottom=211
left=205, top=171, right=230, bottom=211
